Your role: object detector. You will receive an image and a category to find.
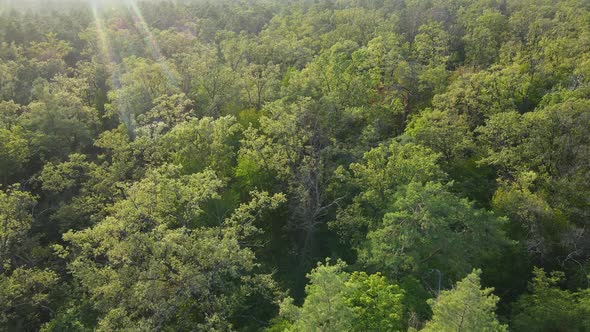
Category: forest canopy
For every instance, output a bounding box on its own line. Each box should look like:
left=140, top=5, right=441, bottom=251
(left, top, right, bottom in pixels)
left=0, top=0, right=589, bottom=330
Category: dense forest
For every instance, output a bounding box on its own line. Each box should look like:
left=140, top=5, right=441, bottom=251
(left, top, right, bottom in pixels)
left=0, top=0, right=589, bottom=330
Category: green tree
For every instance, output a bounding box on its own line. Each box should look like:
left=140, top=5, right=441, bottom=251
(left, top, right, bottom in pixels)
left=135, top=93, right=194, bottom=138
left=0, top=185, right=57, bottom=331
left=175, top=44, right=238, bottom=117
left=0, top=101, right=29, bottom=184
left=345, top=271, right=405, bottom=332
left=406, top=109, right=473, bottom=163
left=479, top=98, right=590, bottom=272
left=39, top=153, right=108, bottom=232
left=106, top=57, right=180, bottom=140
left=414, top=21, right=451, bottom=95
left=162, top=115, right=241, bottom=177
left=0, top=267, right=59, bottom=330
left=421, top=269, right=507, bottom=332
left=23, top=76, right=99, bottom=162
left=331, top=140, right=444, bottom=247
left=237, top=98, right=341, bottom=276
left=62, top=165, right=285, bottom=330
left=25, top=32, right=73, bottom=81
left=362, top=181, right=508, bottom=282
left=510, top=267, right=590, bottom=332
left=277, top=260, right=405, bottom=332
left=462, top=10, right=508, bottom=67
left=238, top=63, right=281, bottom=111
left=283, top=260, right=353, bottom=332
left=0, top=185, right=37, bottom=271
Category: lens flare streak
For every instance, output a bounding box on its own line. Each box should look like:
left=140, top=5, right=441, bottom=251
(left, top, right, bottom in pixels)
left=126, top=0, right=178, bottom=87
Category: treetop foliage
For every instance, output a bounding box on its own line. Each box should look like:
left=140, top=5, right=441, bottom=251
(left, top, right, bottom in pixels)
left=0, top=0, right=589, bottom=330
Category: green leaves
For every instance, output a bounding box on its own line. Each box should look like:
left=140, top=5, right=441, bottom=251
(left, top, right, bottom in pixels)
left=0, top=125, right=29, bottom=184
left=106, top=57, right=180, bottom=140
left=422, top=269, right=507, bottom=332
left=22, top=76, right=99, bottom=161
left=345, top=271, right=405, bottom=332
left=362, top=182, right=508, bottom=282
left=285, top=260, right=353, bottom=332
left=349, top=141, right=444, bottom=210
left=462, top=10, right=508, bottom=68
left=279, top=260, right=405, bottom=332
left=0, top=185, right=36, bottom=270
left=163, top=116, right=241, bottom=177
left=0, top=267, right=59, bottom=330
left=2, top=1, right=590, bottom=330
left=511, top=267, right=590, bottom=332
left=59, top=162, right=284, bottom=330
left=0, top=187, right=54, bottom=331
left=407, top=109, right=474, bottom=163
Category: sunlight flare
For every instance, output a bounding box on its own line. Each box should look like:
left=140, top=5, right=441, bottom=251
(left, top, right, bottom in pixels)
left=126, top=0, right=178, bottom=87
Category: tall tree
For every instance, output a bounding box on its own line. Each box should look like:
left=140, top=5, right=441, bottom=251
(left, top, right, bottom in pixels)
left=421, top=269, right=507, bottom=332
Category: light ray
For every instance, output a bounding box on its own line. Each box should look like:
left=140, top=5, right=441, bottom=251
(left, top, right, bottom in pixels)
left=91, top=1, right=117, bottom=81
left=90, top=0, right=131, bottom=132
left=126, top=0, right=178, bottom=88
